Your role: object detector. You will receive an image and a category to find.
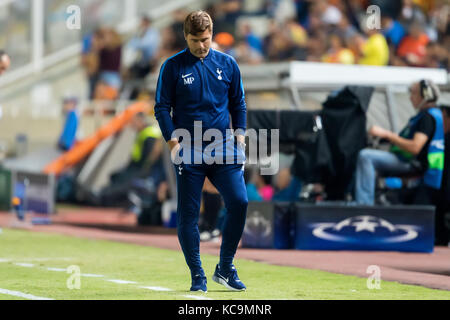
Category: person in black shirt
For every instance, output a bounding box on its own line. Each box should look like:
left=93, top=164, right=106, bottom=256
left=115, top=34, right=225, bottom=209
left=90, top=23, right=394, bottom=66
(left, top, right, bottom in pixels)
left=355, top=79, right=441, bottom=205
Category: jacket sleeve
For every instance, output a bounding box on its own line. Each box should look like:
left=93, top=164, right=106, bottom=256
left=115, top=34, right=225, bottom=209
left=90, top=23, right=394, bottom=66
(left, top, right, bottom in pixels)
left=228, top=58, right=247, bottom=132
left=154, top=59, right=176, bottom=142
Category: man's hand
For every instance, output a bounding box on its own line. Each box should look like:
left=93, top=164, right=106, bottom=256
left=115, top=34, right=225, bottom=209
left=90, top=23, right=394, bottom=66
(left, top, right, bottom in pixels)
left=369, top=125, right=428, bottom=155
left=168, top=138, right=179, bottom=151
left=236, top=134, right=246, bottom=153
left=235, top=134, right=245, bottom=145
left=168, top=138, right=181, bottom=162
left=369, top=125, right=392, bottom=140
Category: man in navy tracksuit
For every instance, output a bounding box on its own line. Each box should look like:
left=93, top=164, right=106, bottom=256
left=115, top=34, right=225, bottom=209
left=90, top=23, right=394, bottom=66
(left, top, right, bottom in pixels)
left=155, top=11, right=248, bottom=293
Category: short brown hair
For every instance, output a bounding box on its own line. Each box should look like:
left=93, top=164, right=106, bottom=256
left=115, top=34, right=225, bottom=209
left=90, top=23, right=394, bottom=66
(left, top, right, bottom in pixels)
left=184, top=11, right=213, bottom=36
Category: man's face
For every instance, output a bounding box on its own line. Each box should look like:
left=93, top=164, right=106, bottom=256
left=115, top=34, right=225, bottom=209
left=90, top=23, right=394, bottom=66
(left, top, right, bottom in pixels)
left=0, top=55, right=11, bottom=75
left=409, top=83, right=424, bottom=110
left=185, top=29, right=212, bottom=59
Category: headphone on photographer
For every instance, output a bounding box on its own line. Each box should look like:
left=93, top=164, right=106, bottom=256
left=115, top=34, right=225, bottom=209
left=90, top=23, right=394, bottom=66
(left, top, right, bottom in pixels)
left=419, top=79, right=439, bottom=103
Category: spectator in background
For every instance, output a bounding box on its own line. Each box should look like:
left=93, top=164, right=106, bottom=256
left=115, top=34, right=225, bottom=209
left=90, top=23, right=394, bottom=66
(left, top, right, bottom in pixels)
left=214, top=0, right=244, bottom=34
left=336, top=16, right=358, bottom=42
left=81, top=28, right=101, bottom=100
left=286, top=17, right=309, bottom=48
left=381, top=15, right=407, bottom=48
left=94, top=28, right=123, bottom=101
left=430, top=0, right=449, bottom=40
left=314, top=0, right=342, bottom=26
left=171, top=9, right=190, bottom=52
left=264, top=22, right=289, bottom=61
left=153, top=24, right=185, bottom=70
left=264, top=19, right=307, bottom=61
left=294, top=0, right=313, bottom=28
left=397, top=22, right=430, bottom=66
left=256, top=173, right=274, bottom=201
left=355, top=20, right=389, bottom=66
left=98, top=112, right=164, bottom=207
left=272, top=0, right=297, bottom=24
left=400, top=0, right=427, bottom=29
left=263, top=19, right=279, bottom=57
left=214, top=32, right=235, bottom=55
left=443, top=24, right=450, bottom=60
left=239, top=22, right=264, bottom=55
left=321, top=33, right=355, bottom=64
left=0, top=50, right=11, bottom=75
left=57, top=97, right=79, bottom=152
left=355, top=79, right=442, bottom=205
left=230, top=39, right=264, bottom=65
left=244, top=168, right=263, bottom=202
left=113, top=112, right=163, bottom=185
left=127, top=15, right=161, bottom=79
left=306, top=29, right=328, bottom=62
left=273, top=168, right=303, bottom=201
left=423, top=41, right=449, bottom=69
left=306, top=5, right=327, bottom=35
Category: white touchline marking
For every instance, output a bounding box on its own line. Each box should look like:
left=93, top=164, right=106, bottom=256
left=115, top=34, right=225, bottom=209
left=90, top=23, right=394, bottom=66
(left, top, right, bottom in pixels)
left=81, top=273, right=105, bottom=278
left=106, top=279, right=137, bottom=284
left=24, top=258, right=74, bottom=262
left=0, top=288, right=53, bottom=300
left=14, top=263, right=35, bottom=268
left=2, top=259, right=214, bottom=301
left=140, top=286, right=173, bottom=292
left=46, top=267, right=67, bottom=272
left=182, top=295, right=213, bottom=300
left=0, top=257, right=74, bottom=262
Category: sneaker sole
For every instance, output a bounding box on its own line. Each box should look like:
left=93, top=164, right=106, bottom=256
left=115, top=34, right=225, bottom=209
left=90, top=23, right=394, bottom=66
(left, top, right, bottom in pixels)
left=212, top=275, right=246, bottom=292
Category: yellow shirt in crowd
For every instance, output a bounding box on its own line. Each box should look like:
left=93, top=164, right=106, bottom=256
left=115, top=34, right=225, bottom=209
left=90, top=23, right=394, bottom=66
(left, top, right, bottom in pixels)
left=358, top=33, right=389, bottom=66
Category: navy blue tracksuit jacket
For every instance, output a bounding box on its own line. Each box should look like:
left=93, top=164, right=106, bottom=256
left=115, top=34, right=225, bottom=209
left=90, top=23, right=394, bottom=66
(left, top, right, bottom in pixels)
left=155, top=48, right=249, bottom=276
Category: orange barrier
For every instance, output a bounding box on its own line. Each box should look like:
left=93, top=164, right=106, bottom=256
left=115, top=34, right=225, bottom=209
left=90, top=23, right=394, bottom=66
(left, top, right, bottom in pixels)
left=44, top=101, right=151, bottom=176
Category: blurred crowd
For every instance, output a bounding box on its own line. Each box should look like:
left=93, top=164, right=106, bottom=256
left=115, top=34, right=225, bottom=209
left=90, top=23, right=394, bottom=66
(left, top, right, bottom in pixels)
left=208, top=0, right=449, bottom=69
left=79, top=0, right=449, bottom=102
left=217, top=0, right=449, bottom=68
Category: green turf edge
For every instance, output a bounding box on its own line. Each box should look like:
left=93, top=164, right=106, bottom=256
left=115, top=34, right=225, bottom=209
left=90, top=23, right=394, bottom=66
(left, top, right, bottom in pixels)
left=0, top=228, right=449, bottom=300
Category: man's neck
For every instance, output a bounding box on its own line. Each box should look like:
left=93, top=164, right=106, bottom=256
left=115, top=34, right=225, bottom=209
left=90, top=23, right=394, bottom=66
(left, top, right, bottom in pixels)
left=189, top=49, right=210, bottom=60
left=417, top=102, right=436, bottom=112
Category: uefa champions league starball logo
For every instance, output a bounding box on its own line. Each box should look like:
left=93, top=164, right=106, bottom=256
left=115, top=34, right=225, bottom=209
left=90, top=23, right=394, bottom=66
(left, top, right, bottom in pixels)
left=244, top=211, right=272, bottom=239
left=310, top=216, right=419, bottom=244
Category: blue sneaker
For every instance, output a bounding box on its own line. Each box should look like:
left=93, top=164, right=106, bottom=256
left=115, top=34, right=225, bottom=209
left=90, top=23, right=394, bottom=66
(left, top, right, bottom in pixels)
left=212, top=264, right=246, bottom=291
left=190, top=274, right=207, bottom=293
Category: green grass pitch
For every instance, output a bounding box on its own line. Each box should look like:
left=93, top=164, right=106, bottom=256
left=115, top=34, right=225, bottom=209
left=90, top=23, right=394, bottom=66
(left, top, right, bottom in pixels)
left=0, top=229, right=449, bottom=300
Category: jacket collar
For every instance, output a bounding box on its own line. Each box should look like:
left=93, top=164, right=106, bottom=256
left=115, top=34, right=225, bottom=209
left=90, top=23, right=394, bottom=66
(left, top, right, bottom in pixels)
left=186, top=48, right=213, bottom=62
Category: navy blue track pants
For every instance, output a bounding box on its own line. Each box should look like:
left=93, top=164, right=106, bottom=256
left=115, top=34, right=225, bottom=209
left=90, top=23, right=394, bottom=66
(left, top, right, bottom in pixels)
left=175, top=162, right=248, bottom=276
